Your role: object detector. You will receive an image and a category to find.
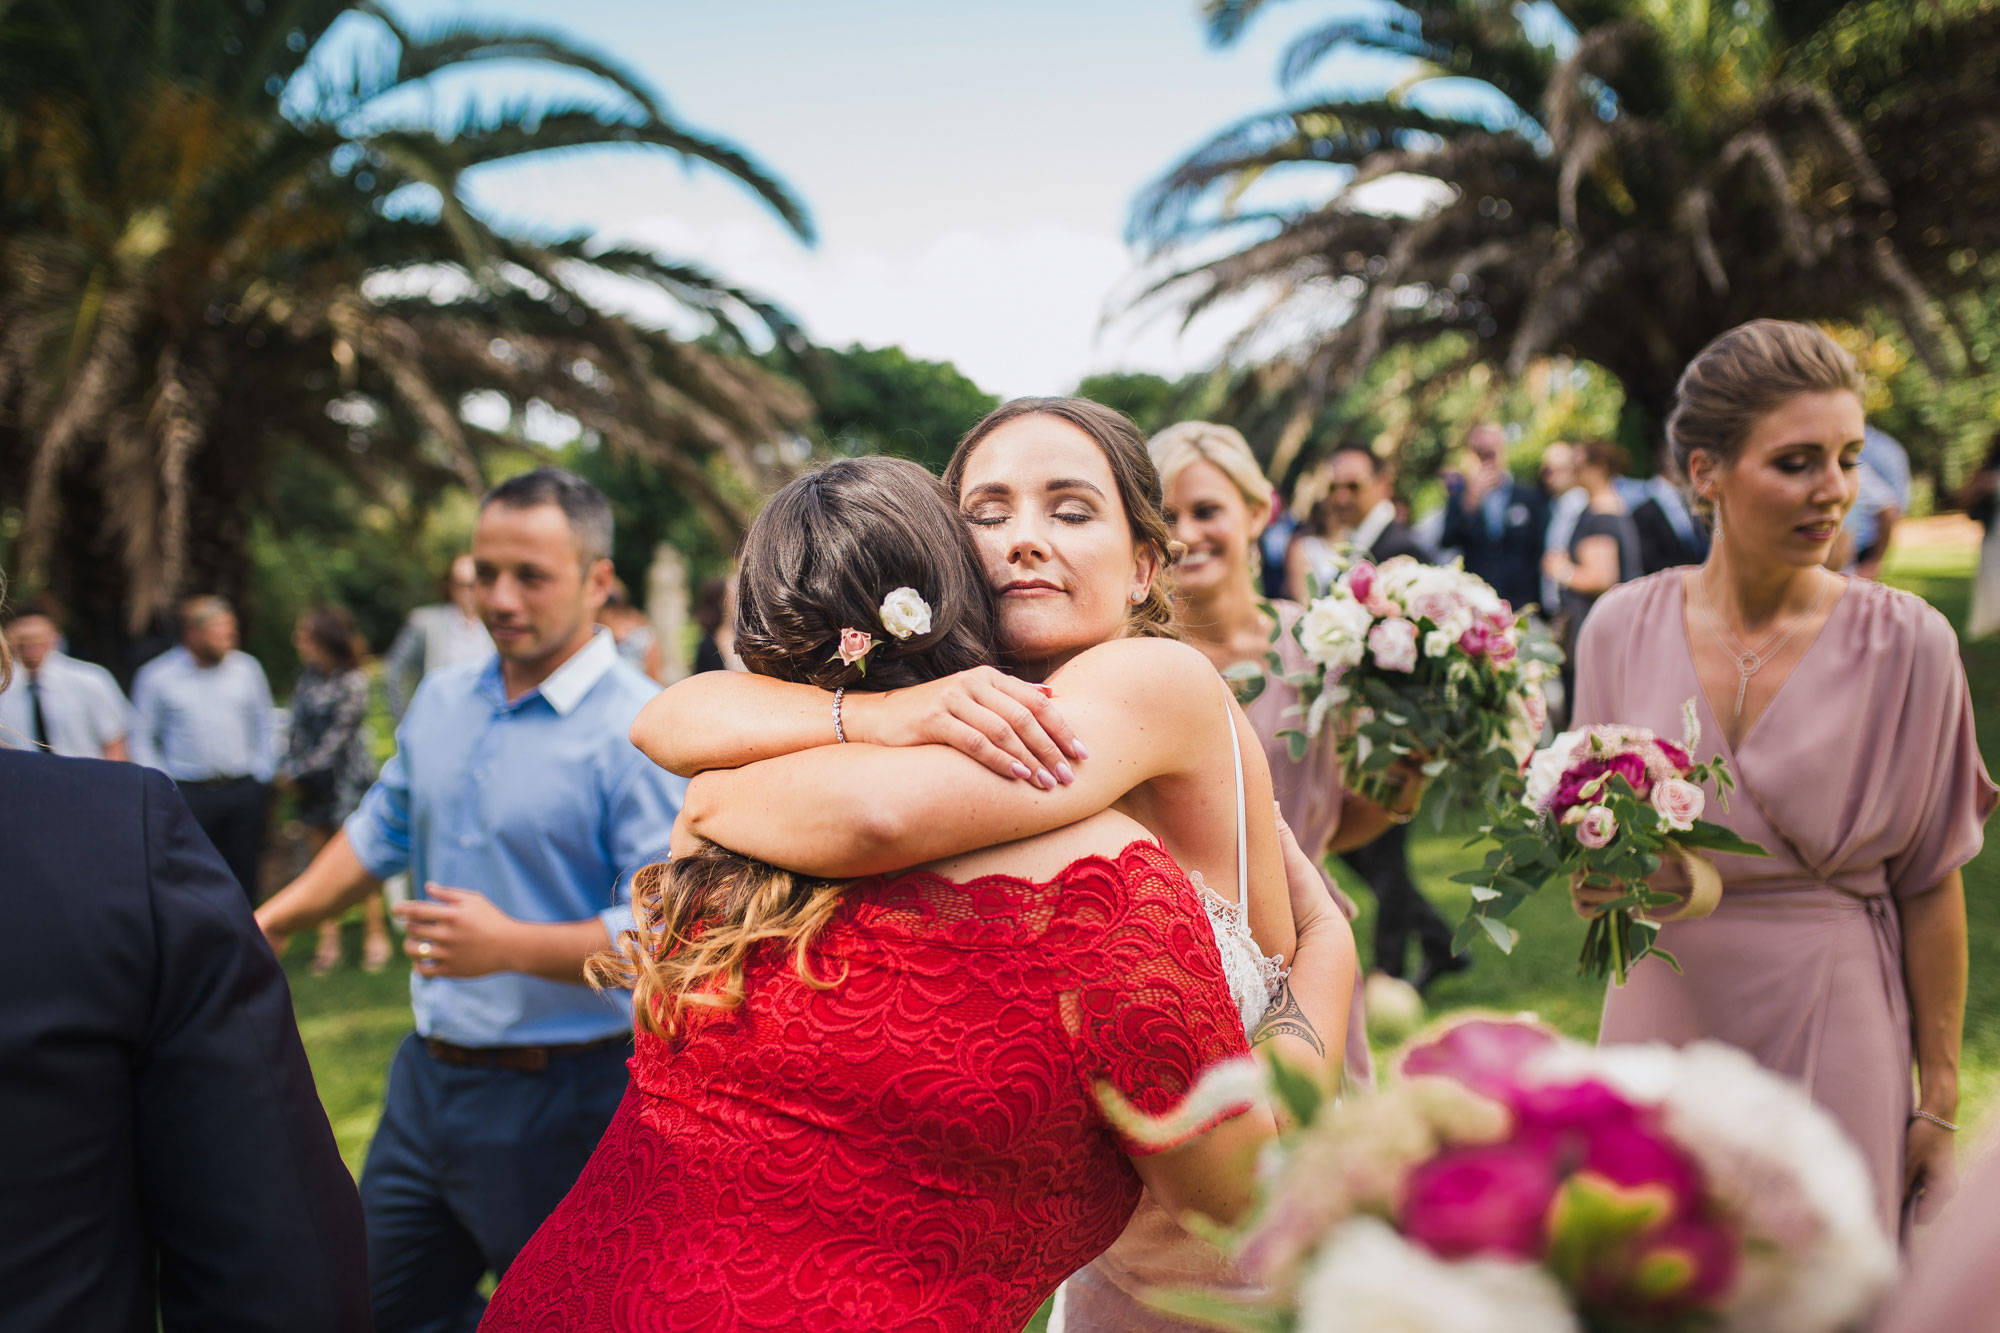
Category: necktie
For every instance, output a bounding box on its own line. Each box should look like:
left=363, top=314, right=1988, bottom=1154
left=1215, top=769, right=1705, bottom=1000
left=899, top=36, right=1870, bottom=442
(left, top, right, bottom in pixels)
left=27, top=677, right=48, bottom=749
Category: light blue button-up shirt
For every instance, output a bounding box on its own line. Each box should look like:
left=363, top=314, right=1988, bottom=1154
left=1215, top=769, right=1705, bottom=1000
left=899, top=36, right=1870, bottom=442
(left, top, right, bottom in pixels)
left=129, top=647, right=276, bottom=781
left=344, top=629, right=686, bottom=1047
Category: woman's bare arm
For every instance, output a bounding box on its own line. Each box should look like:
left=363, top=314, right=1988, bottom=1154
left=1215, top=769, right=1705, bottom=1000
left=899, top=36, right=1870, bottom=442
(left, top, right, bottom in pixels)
left=629, top=666, right=1082, bottom=783
left=682, top=639, right=1226, bottom=875
left=1900, top=871, right=1967, bottom=1220
left=1566, top=532, right=1623, bottom=596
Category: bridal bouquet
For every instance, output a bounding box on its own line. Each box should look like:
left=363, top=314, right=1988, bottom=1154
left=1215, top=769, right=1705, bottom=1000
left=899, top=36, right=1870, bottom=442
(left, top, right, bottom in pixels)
left=1235, top=556, right=1553, bottom=819
left=1100, top=1016, right=1894, bottom=1333
left=1455, top=701, right=1766, bottom=984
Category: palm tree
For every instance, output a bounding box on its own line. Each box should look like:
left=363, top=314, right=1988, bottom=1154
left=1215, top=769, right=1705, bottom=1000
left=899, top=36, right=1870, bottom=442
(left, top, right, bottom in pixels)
left=0, top=0, right=814, bottom=663
left=1134, top=0, right=2000, bottom=481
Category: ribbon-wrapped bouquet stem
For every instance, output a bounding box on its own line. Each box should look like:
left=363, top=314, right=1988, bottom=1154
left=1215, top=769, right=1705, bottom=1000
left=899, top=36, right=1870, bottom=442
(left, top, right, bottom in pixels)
left=1457, top=701, right=1767, bottom=985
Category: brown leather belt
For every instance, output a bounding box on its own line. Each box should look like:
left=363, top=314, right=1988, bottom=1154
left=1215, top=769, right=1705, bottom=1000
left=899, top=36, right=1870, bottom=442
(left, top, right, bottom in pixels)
left=422, top=1033, right=630, bottom=1074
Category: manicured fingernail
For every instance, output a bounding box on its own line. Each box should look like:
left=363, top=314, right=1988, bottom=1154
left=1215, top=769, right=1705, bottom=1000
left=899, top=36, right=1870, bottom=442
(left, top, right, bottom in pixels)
left=1011, top=761, right=1032, bottom=781
left=1034, top=684, right=1055, bottom=697
left=1071, top=739, right=1090, bottom=761
left=1036, top=768, right=1056, bottom=789
left=1055, top=761, right=1075, bottom=785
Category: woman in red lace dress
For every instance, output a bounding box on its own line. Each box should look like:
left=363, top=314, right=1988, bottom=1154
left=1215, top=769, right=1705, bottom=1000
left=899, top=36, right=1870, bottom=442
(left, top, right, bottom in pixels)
left=481, top=457, right=1352, bottom=1332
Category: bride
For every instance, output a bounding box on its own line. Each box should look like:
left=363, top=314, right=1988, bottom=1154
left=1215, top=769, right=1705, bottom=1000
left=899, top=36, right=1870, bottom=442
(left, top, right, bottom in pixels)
left=480, top=453, right=1354, bottom=1330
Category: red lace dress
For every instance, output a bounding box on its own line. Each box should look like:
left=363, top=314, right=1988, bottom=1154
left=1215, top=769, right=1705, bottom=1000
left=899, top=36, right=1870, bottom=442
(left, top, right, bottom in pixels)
left=479, top=840, right=1254, bottom=1333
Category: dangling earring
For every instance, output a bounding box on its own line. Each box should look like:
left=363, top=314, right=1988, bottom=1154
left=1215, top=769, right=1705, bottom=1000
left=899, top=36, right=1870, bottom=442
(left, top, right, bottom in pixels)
left=1711, top=503, right=1723, bottom=544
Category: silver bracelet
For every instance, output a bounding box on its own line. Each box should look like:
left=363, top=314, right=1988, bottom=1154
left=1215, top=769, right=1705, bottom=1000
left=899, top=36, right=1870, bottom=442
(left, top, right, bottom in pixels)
left=1912, top=1108, right=1960, bottom=1132
left=832, top=686, right=847, bottom=744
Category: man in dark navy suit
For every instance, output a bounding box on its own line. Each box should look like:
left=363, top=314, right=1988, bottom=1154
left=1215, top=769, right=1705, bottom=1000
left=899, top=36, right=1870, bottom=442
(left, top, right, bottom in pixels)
left=1319, top=445, right=1467, bottom=992
left=1439, top=422, right=1550, bottom=615
left=0, top=615, right=371, bottom=1331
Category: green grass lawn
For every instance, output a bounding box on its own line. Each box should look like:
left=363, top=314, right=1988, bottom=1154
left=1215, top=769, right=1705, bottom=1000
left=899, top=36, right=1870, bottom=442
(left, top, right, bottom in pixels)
left=284, top=549, right=2000, bottom=1323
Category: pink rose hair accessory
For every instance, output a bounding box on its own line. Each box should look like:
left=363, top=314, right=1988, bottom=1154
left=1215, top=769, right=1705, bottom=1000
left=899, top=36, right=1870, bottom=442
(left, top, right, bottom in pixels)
left=834, top=627, right=876, bottom=674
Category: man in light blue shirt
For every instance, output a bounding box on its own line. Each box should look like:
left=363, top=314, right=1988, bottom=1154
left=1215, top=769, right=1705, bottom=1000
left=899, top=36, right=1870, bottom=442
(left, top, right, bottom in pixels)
left=1841, top=425, right=1912, bottom=580
left=0, top=597, right=131, bottom=759
left=257, top=467, right=685, bottom=1333
left=130, top=596, right=276, bottom=900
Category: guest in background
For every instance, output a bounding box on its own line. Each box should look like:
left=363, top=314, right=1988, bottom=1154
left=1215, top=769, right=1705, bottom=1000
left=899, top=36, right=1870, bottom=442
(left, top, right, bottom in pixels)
left=596, top=578, right=665, bottom=684
left=256, top=467, right=686, bottom=1332
left=691, top=573, right=742, bottom=674
left=1837, top=425, right=1912, bottom=580
left=1540, top=441, right=1587, bottom=611
left=1283, top=491, right=1344, bottom=602
left=1543, top=439, right=1642, bottom=708
left=1257, top=488, right=1298, bottom=599
left=1315, top=442, right=1464, bottom=992
left=0, top=595, right=130, bottom=759
left=384, top=553, right=493, bottom=719
left=1958, top=431, right=2000, bottom=639
left=0, top=600, right=372, bottom=1333
left=130, top=596, right=276, bottom=904
left=278, top=605, right=388, bottom=976
left=1440, top=422, right=1549, bottom=614
left=1631, top=465, right=1712, bottom=575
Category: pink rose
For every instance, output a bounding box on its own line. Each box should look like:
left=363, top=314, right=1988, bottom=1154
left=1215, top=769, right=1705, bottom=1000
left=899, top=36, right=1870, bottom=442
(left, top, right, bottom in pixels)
left=1522, top=689, right=1548, bottom=738
left=1344, top=560, right=1377, bottom=605
left=1651, top=778, right=1704, bottom=832
left=836, top=627, right=874, bottom=667
left=1367, top=617, right=1420, bottom=673
left=1408, top=588, right=1464, bottom=626
left=1400, top=1017, right=1558, bottom=1106
left=1576, top=805, right=1617, bottom=848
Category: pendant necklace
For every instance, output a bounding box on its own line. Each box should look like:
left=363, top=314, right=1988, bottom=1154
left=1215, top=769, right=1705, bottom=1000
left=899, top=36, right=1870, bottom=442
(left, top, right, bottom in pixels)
left=1697, top=573, right=1833, bottom=716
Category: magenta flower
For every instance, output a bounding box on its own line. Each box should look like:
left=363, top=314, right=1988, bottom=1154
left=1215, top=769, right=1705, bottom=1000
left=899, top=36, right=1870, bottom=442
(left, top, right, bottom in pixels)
left=1344, top=560, right=1377, bottom=606
left=1400, top=1142, right=1562, bottom=1261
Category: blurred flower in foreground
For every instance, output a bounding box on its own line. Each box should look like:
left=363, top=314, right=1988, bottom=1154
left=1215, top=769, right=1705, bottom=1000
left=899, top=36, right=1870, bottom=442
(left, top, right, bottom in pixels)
left=1101, top=1014, right=1894, bottom=1332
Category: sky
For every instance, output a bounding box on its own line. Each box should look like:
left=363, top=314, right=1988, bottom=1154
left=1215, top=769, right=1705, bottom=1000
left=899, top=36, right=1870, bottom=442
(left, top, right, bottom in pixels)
left=368, top=0, right=1413, bottom=398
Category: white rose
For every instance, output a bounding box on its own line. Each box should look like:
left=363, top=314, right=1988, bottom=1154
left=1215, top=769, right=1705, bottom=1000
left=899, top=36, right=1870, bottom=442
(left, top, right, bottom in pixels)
left=1298, top=592, right=1374, bottom=671
left=877, top=586, right=932, bottom=640
left=1368, top=618, right=1420, bottom=673
left=1296, top=1217, right=1579, bottom=1333
left=1423, top=627, right=1457, bottom=659
left=1651, top=777, right=1704, bottom=832
left=1522, top=729, right=1589, bottom=811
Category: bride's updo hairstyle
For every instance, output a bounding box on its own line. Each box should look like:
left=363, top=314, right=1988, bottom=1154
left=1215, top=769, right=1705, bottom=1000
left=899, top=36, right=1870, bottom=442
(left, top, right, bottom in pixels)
left=1666, top=319, right=1863, bottom=509
left=944, top=396, right=1182, bottom=639
left=600, top=456, right=1003, bottom=1037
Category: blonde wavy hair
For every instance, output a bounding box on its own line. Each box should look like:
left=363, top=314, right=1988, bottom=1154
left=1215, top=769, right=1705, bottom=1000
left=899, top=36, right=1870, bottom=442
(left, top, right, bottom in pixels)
left=1148, top=420, right=1273, bottom=517
left=587, top=458, right=1004, bottom=1039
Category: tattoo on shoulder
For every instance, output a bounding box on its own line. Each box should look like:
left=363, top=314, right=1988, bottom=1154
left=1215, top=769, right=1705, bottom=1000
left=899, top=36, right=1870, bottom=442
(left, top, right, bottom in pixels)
left=1250, top=978, right=1325, bottom=1058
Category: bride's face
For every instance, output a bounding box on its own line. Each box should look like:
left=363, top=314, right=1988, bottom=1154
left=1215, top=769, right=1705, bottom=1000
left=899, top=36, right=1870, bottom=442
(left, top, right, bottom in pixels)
left=955, top=414, right=1158, bottom=677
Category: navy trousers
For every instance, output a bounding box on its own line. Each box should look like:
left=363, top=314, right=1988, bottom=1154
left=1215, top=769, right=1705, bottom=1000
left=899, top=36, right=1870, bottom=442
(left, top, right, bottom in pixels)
left=360, top=1033, right=630, bottom=1333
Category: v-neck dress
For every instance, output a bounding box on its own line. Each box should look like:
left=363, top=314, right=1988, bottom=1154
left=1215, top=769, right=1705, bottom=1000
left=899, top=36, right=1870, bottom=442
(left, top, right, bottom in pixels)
left=1572, top=572, right=1995, bottom=1241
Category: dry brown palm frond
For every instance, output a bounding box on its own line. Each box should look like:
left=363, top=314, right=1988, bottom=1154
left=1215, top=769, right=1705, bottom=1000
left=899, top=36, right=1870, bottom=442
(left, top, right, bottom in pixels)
left=16, top=284, right=149, bottom=580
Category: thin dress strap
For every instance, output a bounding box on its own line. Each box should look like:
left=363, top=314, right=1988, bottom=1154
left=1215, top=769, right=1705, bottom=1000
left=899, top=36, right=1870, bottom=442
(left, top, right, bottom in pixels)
left=1223, top=677, right=1248, bottom=906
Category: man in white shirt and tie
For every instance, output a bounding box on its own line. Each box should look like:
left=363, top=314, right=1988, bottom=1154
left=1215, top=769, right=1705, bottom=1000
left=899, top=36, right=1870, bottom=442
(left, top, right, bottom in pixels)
left=0, top=597, right=130, bottom=760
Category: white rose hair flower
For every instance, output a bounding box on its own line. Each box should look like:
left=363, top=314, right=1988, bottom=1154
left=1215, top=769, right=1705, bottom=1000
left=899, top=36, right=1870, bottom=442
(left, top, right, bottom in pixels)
left=878, top=587, right=932, bottom=640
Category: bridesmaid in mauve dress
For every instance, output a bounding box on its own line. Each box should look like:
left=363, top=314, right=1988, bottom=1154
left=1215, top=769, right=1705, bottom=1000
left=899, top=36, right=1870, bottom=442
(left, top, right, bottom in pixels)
left=1572, top=320, right=1995, bottom=1245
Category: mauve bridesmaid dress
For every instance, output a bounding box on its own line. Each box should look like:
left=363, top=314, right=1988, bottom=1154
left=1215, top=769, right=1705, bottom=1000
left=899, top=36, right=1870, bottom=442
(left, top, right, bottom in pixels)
left=1573, top=571, right=1995, bottom=1242
left=1056, top=603, right=1374, bottom=1330
left=1874, top=1135, right=2000, bottom=1330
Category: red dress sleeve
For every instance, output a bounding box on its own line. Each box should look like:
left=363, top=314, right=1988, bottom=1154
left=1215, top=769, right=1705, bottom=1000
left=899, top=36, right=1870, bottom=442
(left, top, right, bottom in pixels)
left=1059, top=845, right=1255, bottom=1155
